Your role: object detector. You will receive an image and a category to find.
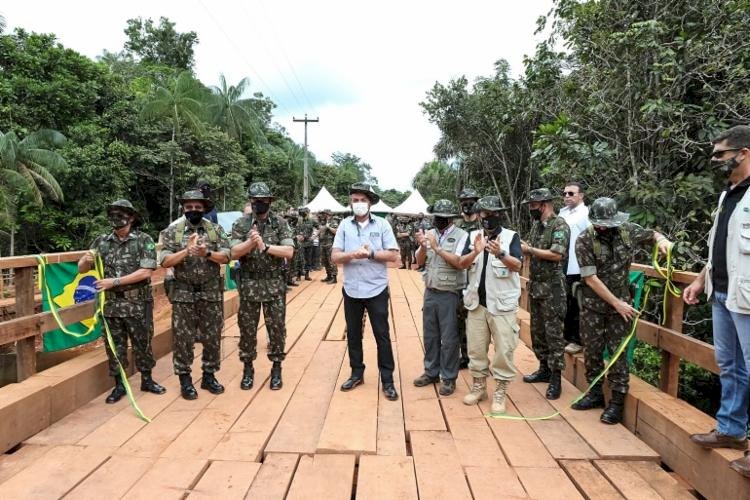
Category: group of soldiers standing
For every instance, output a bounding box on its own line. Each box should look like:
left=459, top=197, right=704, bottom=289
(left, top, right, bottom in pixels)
left=283, top=208, right=340, bottom=286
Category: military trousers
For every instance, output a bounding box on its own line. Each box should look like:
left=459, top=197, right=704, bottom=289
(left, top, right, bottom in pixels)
left=238, top=292, right=287, bottom=363
left=422, top=288, right=460, bottom=381
left=467, top=306, right=519, bottom=381
left=398, top=241, right=412, bottom=267
left=104, top=301, right=156, bottom=377
left=529, top=290, right=567, bottom=371
left=303, top=246, right=314, bottom=272
left=172, top=300, right=223, bottom=375
left=321, top=245, right=337, bottom=277
left=579, top=307, right=630, bottom=393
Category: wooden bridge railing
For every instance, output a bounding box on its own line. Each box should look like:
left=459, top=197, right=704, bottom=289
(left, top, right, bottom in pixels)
left=0, top=251, right=166, bottom=383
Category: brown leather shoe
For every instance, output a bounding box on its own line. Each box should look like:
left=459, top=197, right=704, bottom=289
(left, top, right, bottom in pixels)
left=730, top=451, right=750, bottom=478
left=690, top=429, right=748, bottom=450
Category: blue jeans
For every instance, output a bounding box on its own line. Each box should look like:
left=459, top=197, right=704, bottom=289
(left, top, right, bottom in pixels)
left=713, top=291, right=750, bottom=438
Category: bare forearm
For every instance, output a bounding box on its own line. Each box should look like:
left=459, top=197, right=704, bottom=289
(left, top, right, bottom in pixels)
left=119, top=268, right=153, bottom=285
left=433, top=247, right=461, bottom=268
left=415, top=246, right=427, bottom=267
left=374, top=250, right=399, bottom=263
left=161, top=249, right=188, bottom=268
left=583, top=275, right=620, bottom=309
left=267, top=245, right=293, bottom=259
left=332, top=249, right=353, bottom=264
left=207, top=251, right=230, bottom=265
left=230, top=240, right=254, bottom=259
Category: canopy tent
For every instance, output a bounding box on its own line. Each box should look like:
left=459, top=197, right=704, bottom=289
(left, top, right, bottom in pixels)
left=392, top=190, right=430, bottom=215
left=370, top=199, right=393, bottom=213
left=304, top=186, right=348, bottom=213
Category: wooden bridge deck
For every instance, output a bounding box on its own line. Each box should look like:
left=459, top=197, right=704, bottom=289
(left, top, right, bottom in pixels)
left=0, top=269, right=702, bottom=499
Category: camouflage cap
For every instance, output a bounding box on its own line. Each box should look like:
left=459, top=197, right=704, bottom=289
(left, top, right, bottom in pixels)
left=589, top=197, right=630, bottom=228
left=349, top=182, right=380, bottom=204
left=178, top=190, right=215, bottom=211
left=247, top=181, right=275, bottom=199
left=320, top=209, right=332, bottom=215
left=107, top=199, right=141, bottom=222
left=521, top=188, right=556, bottom=204
left=457, top=188, right=480, bottom=201
left=474, top=195, right=510, bottom=212
left=298, top=206, right=310, bottom=213
left=428, top=199, right=459, bottom=217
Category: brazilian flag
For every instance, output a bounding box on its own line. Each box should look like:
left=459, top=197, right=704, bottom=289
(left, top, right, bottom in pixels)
left=41, top=262, right=102, bottom=352
left=225, top=261, right=238, bottom=291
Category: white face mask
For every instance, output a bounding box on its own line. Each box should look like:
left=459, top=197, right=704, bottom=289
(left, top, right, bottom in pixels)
left=352, top=202, right=369, bottom=217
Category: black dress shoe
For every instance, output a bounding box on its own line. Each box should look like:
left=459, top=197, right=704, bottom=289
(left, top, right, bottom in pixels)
left=200, top=372, right=225, bottom=394
left=383, top=383, right=399, bottom=401
left=340, top=375, right=364, bottom=391
left=179, top=374, right=198, bottom=400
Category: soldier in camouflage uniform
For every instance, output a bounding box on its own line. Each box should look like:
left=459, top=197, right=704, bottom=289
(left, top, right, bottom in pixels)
left=231, top=182, right=295, bottom=391
left=520, top=188, right=571, bottom=400
left=296, top=207, right=318, bottom=280
left=395, top=216, right=413, bottom=269
left=455, top=188, right=482, bottom=369
left=572, top=197, right=672, bottom=424
left=79, top=200, right=166, bottom=404
left=284, top=212, right=301, bottom=287
left=160, top=190, right=231, bottom=400
left=318, top=209, right=339, bottom=283
left=412, top=213, right=432, bottom=270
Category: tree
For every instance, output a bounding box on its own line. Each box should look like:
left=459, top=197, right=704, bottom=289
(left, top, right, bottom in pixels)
left=207, top=74, right=266, bottom=144
left=124, top=17, right=198, bottom=70
left=412, top=161, right=458, bottom=204
left=0, top=129, right=65, bottom=254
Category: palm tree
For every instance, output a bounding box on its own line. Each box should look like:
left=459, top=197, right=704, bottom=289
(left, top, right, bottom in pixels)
left=207, top=74, right=266, bottom=144
left=0, top=129, right=66, bottom=255
left=141, top=70, right=205, bottom=220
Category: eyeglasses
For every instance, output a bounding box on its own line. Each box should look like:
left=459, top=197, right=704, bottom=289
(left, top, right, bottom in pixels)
left=563, top=191, right=579, bottom=197
left=710, top=147, right=746, bottom=159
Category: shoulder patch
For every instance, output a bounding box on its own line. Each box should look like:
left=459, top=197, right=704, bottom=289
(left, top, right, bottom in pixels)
left=552, top=231, right=564, bottom=238
left=145, top=242, right=155, bottom=250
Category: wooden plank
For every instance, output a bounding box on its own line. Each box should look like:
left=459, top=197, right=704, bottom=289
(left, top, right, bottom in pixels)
left=0, top=251, right=85, bottom=270
left=245, top=453, right=299, bottom=500
left=515, top=467, right=586, bottom=500
left=264, top=341, right=346, bottom=455
left=14, top=266, right=37, bottom=380
left=356, top=455, right=418, bottom=500
left=593, top=460, right=664, bottom=500
left=121, top=457, right=208, bottom=500
left=376, top=342, right=407, bottom=456
left=325, top=297, right=347, bottom=341
left=659, top=350, right=680, bottom=397
left=286, top=454, right=356, bottom=500
left=627, top=460, right=696, bottom=500
left=317, top=345, right=379, bottom=455
left=66, top=455, right=154, bottom=499
left=115, top=409, right=200, bottom=458
left=0, top=445, right=112, bottom=499
left=188, top=460, right=261, bottom=500
left=464, top=466, right=527, bottom=500
left=559, top=460, right=624, bottom=500
left=439, top=395, right=509, bottom=469
left=636, top=322, right=718, bottom=374
left=0, top=375, right=51, bottom=453
left=409, top=431, right=472, bottom=500
left=396, top=336, right=446, bottom=433
left=0, top=443, right=50, bottom=484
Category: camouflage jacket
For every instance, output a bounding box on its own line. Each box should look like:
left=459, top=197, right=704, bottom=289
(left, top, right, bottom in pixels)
left=296, top=217, right=319, bottom=247
left=158, top=219, right=231, bottom=303
left=576, top=222, right=654, bottom=313
left=231, top=212, right=294, bottom=302
left=90, top=230, right=157, bottom=317
left=455, top=217, right=482, bottom=233
left=318, top=218, right=339, bottom=246
left=528, top=215, right=570, bottom=299
left=395, top=222, right=413, bottom=242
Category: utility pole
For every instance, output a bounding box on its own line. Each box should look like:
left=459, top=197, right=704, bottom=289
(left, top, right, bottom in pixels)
left=293, top=114, right=319, bottom=204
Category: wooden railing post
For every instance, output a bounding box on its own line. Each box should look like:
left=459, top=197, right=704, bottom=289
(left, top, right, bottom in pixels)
left=658, top=292, right=685, bottom=397
left=14, top=266, right=37, bottom=381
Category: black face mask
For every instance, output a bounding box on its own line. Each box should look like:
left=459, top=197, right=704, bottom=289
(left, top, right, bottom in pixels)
left=594, top=226, right=616, bottom=238
left=529, top=208, right=543, bottom=221
left=434, top=216, right=451, bottom=231
left=108, top=213, right=129, bottom=229
left=252, top=201, right=270, bottom=215
left=481, top=214, right=501, bottom=232
left=461, top=203, right=475, bottom=215
left=712, top=154, right=742, bottom=175
left=185, top=211, right=204, bottom=225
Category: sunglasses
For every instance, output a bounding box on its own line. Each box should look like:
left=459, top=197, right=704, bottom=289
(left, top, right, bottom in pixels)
left=563, top=191, right=580, bottom=197
left=710, top=147, right=746, bottom=159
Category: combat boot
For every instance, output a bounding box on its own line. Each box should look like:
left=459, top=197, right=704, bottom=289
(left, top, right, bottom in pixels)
left=304, top=271, right=311, bottom=281
left=321, top=274, right=332, bottom=282
left=240, top=362, right=254, bottom=390
left=571, top=385, right=605, bottom=410
left=600, top=390, right=626, bottom=424
left=523, top=362, right=551, bottom=383
left=140, top=370, right=166, bottom=395
left=462, top=377, right=487, bottom=405
left=270, top=362, right=283, bottom=390
left=179, top=374, right=198, bottom=400
left=200, top=372, right=225, bottom=394
left=546, top=370, right=562, bottom=400
left=105, top=375, right=127, bottom=404
left=287, top=279, right=298, bottom=287
left=329, top=276, right=337, bottom=284
left=491, top=380, right=509, bottom=414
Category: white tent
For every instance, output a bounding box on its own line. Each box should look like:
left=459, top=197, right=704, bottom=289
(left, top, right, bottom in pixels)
left=392, top=190, right=430, bottom=215
left=370, top=199, right=393, bottom=213
left=304, top=186, right=348, bottom=213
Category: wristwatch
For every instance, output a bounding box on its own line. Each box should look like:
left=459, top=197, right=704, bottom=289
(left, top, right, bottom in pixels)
left=113, top=277, right=121, bottom=287
left=263, top=245, right=270, bottom=254
left=368, top=249, right=376, bottom=260
left=498, top=249, right=507, bottom=259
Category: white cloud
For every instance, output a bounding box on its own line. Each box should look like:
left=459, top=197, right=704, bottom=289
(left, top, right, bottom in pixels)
left=3, top=0, right=554, bottom=192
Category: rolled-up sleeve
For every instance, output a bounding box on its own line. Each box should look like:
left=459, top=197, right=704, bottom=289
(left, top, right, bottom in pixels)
left=139, top=234, right=158, bottom=269
left=576, top=232, right=597, bottom=278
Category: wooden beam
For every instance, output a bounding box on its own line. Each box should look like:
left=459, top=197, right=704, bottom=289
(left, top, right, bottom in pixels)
left=14, top=266, right=37, bottom=380
left=636, top=322, right=718, bottom=374
left=0, top=251, right=86, bottom=270
left=659, top=351, right=680, bottom=397
left=630, top=263, right=698, bottom=285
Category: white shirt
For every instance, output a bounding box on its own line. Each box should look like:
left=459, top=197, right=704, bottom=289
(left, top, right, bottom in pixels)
left=559, top=203, right=590, bottom=275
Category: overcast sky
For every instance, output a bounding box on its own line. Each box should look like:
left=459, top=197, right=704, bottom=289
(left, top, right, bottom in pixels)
left=4, top=0, right=553, bottom=191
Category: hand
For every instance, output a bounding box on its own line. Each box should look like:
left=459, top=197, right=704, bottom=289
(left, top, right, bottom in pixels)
left=683, top=280, right=704, bottom=305
left=614, top=299, right=639, bottom=321
left=473, top=232, right=486, bottom=253
left=657, top=238, right=673, bottom=256
left=414, top=231, right=426, bottom=246
left=520, top=240, right=531, bottom=254
left=426, top=232, right=438, bottom=249
left=82, top=251, right=95, bottom=265
left=251, top=231, right=265, bottom=252
left=189, top=243, right=208, bottom=257
left=487, top=238, right=502, bottom=257
left=94, top=278, right=116, bottom=291
left=186, top=233, right=199, bottom=250
left=353, top=244, right=370, bottom=259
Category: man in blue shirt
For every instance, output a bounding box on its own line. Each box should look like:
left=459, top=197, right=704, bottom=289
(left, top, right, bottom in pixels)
left=332, top=183, right=401, bottom=401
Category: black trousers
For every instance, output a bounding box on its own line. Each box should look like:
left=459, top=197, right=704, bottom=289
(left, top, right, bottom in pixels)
left=564, top=274, right=582, bottom=345
left=303, top=246, right=314, bottom=272
left=343, top=287, right=395, bottom=383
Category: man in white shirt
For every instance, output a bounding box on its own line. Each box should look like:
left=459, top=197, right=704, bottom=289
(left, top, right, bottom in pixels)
left=558, top=182, right=589, bottom=354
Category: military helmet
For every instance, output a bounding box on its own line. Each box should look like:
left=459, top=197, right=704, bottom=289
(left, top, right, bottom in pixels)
left=428, top=199, right=459, bottom=218
left=589, top=197, right=630, bottom=228
left=298, top=206, right=310, bottom=214
left=320, top=209, right=332, bottom=215
left=474, top=195, right=510, bottom=212
left=522, top=188, right=557, bottom=204
left=178, top=190, right=215, bottom=211
left=107, top=199, right=141, bottom=222
left=457, top=188, right=480, bottom=201
left=247, top=181, right=275, bottom=199
left=349, top=182, right=380, bottom=204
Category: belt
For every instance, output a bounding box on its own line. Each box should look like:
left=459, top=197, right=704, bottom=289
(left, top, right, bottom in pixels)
left=173, top=280, right=219, bottom=293
left=240, top=270, right=284, bottom=280
left=106, top=287, right=148, bottom=300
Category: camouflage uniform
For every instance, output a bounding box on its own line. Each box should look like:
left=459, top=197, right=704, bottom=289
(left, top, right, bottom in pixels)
left=395, top=219, right=414, bottom=268
left=288, top=217, right=305, bottom=280
left=318, top=215, right=339, bottom=279
left=576, top=222, right=654, bottom=393
left=159, top=219, right=231, bottom=375
left=91, top=230, right=158, bottom=376
left=232, top=212, right=294, bottom=363
left=527, top=214, right=570, bottom=371
left=297, top=213, right=319, bottom=273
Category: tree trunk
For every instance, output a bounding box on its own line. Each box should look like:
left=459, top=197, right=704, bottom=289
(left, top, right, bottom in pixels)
left=170, top=126, right=176, bottom=222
